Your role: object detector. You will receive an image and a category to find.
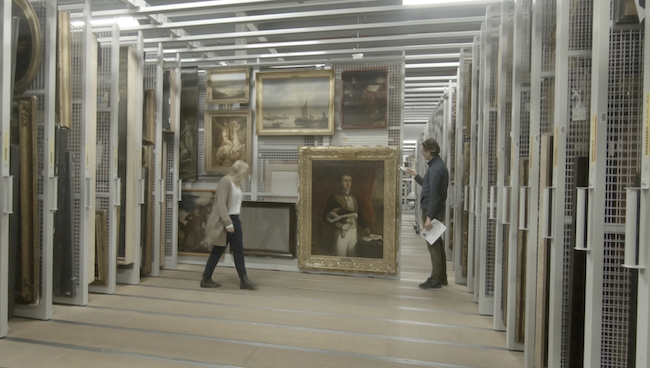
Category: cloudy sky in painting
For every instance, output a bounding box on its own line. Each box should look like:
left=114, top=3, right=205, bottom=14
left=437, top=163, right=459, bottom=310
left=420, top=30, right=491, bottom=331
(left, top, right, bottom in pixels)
left=261, top=76, right=330, bottom=109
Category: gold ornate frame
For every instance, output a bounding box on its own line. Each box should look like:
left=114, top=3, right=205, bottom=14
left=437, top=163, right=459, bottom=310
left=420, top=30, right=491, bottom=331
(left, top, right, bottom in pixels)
left=56, top=11, right=71, bottom=129
left=14, top=95, right=39, bottom=304
left=206, top=67, right=250, bottom=105
left=298, top=146, right=399, bottom=275
left=204, top=110, right=253, bottom=175
left=143, top=90, right=156, bottom=145
left=256, top=70, right=335, bottom=136
left=13, top=0, right=43, bottom=95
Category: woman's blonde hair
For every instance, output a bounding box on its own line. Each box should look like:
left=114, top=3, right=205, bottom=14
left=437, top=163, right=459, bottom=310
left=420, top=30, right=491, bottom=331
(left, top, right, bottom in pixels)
left=227, top=160, right=250, bottom=187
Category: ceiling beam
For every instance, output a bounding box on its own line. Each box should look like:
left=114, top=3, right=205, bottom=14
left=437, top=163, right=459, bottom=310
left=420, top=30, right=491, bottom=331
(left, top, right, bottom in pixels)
left=116, top=1, right=500, bottom=32
left=160, top=31, right=478, bottom=54
left=129, top=16, right=483, bottom=45
left=95, top=0, right=376, bottom=18
left=161, top=42, right=473, bottom=63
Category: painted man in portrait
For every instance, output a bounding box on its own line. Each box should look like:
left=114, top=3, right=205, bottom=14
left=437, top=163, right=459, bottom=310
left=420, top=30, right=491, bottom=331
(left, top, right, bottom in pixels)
left=324, top=174, right=378, bottom=257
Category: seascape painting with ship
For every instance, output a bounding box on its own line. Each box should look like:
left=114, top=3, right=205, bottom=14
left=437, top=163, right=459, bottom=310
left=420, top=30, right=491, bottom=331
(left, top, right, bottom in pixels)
left=256, top=70, right=335, bottom=135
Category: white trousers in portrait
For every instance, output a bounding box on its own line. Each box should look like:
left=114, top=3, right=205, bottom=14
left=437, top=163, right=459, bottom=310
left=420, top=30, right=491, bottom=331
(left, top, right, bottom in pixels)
left=336, top=227, right=357, bottom=256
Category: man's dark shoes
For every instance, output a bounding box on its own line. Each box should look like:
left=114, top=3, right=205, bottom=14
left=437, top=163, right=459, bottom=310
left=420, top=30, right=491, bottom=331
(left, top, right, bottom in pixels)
left=240, top=275, right=257, bottom=290
left=441, top=279, right=448, bottom=286
left=419, top=277, right=442, bottom=289
left=200, top=277, right=221, bottom=288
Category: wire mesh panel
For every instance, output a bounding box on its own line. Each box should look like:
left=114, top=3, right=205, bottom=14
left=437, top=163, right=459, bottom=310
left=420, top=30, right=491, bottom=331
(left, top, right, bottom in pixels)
left=64, top=11, right=85, bottom=300
left=558, top=1, right=594, bottom=366
left=599, top=26, right=643, bottom=368
left=93, top=28, right=113, bottom=291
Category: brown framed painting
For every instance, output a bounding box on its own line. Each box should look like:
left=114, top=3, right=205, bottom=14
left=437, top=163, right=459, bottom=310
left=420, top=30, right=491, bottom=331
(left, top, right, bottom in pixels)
left=298, top=146, right=399, bottom=275
left=204, top=110, right=252, bottom=175
left=256, top=70, right=335, bottom=136
left=178, top=189, right=215, bottom=257
left=206, top=68, right=250, bottom=105
left=341, top=68, right=388, bottom=129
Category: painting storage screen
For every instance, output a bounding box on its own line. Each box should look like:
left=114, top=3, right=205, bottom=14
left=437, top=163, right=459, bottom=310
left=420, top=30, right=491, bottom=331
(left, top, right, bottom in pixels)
left=240, top=202, right=296, bottom=257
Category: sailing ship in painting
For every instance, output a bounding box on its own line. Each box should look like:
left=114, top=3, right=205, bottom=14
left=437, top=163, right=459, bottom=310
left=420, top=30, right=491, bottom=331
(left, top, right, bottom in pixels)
left=263, top=100, right=328, bottom=129
left=294, top=100, right=328, bottom=128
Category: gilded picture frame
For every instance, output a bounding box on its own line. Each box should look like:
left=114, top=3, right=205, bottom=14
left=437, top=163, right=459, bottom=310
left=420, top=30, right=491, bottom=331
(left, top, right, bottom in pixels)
left=13, top=95, right=40, bottom=304
left=256, top=70, right=335, bottom=136
left=341, top=68, right=388, bottom=129
left=204, top=110, right=252, bottom=175
left=56, top=11, right=72, bottom=129
left=178, top=189, right=216, bottom=257
left=13, top=0, right=42, bottom=95
left=206, top=67, right=250, bottom=105
left=143, top=90, right=156, bottom=145
left=298, top=146, right=399, bottom=275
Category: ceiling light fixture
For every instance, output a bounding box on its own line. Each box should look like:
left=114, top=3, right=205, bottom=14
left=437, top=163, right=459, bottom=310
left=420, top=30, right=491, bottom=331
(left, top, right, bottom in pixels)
left=72, top=16, right=140, bottom=29
left=403, top=0, right=481, bottom=4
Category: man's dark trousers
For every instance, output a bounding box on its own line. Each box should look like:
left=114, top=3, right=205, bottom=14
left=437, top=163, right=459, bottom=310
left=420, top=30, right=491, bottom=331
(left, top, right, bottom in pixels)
left=421, top=210, right=447, bottom=284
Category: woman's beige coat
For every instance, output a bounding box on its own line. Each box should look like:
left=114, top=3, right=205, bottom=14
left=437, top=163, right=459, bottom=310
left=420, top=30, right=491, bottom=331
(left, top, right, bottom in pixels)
left=204, top=176, right=234, bottom=247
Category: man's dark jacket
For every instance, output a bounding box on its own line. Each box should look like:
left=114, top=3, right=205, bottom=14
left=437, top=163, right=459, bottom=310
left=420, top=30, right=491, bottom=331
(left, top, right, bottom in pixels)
left=414, top=155, right=449, bottom=221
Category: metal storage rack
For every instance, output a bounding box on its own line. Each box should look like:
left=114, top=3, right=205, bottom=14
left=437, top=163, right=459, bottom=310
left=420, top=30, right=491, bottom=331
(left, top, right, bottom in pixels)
left=12, top=0, right=57, bottom=322
left=505, top=0, right=531, bottom=352
left=524, top=0, right=557, bottom=365
left=0, top=0, right=12, bottom=339
left=494, top=1, right=514, bottom=332
left=453, top=52, right=472, bottom=286
left=90, top=24, right=120, bottom=295
left=52, top=4, right=97, bottom=307
left=583, top=1, right=642, bottom=366
left=477, top=6, right=501, bottom=316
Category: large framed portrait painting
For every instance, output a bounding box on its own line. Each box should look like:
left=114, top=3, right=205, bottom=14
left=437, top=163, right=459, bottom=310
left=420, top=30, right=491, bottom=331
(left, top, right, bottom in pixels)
left=298, top=146, right=399, bottom=275
left=204, top=110, right=252, bottom=174
left=256, top=70, right=335, bottom=136
left=178, top=190, right=215, bottom=256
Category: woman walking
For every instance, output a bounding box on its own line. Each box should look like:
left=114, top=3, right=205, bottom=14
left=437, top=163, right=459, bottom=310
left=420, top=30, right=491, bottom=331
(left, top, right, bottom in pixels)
left=201, top=160, right=256, bottom=290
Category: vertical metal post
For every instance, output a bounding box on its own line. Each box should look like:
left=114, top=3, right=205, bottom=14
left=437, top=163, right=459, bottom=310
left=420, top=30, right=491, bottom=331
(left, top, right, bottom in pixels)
left=547, top=0, right=571, bottom=364
left=505, top=0, right=529, bottom=353
left=454, top=53, right=467, bottom=285
left=524, top=0, right=544, bottom=363
left=582, top=0, right=608, bottom=365
left=494, top=1, right=512, bottom=331
left=150, top=42, right=164, bottom=277
left=637, top=8, right=650, bottom=365
left=468, top=35, right=481, bottom=296
left=0, top=0, right=11, bottom=338
left=167, top=53, right=181, bottom=270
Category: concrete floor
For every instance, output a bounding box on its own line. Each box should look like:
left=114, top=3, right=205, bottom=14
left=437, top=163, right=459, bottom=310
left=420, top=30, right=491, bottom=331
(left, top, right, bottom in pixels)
left=0, top=213, right=524, bottom=368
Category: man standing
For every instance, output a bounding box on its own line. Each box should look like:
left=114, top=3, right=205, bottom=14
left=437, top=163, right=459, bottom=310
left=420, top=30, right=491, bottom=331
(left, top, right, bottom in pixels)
left=407, top=138, right=449, bottom=289
left=325, top=174, right=371, bottom=256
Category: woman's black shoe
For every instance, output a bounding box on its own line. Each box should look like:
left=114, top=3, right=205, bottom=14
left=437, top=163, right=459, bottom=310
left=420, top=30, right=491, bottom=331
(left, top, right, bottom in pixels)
left=200, top=277, right=221, bottom=288
left=240, top=275, right=257, bottom=290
